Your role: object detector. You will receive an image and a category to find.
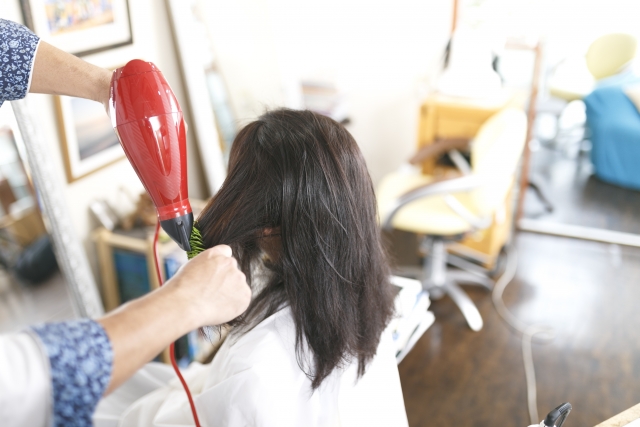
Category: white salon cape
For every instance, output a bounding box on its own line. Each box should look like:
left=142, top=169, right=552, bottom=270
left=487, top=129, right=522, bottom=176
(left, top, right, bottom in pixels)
left=94, top=306, right=409, bottom=427
left=0, top=332, right=51, bottom=427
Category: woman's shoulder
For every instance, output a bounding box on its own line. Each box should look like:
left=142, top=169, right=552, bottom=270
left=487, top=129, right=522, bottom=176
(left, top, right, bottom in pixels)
left=213, top=306, right=300, bottom=371
left=204, top=306, right=313, bottom=395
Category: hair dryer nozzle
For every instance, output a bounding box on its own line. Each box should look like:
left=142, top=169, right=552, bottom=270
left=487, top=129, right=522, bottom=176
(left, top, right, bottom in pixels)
left=160, top=212, right=194, bottom=252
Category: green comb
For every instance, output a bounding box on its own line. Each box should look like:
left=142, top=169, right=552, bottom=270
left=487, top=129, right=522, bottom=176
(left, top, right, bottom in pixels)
left=187, top=222, right=206, bottom=260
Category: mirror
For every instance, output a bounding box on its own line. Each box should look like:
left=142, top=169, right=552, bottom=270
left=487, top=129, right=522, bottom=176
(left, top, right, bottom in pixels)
left=519, top=34, right=640, bottom=248
left=0, top=99, right=103, bottom=325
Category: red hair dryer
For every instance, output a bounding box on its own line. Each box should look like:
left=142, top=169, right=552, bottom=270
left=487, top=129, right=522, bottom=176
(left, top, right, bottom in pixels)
left=109, top=60, right=193, bottom=251
left=109, top=60, right=203, bottom=426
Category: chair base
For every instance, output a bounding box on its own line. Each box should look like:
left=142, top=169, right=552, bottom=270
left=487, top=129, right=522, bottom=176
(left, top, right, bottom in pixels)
left=417, top=236, right=494, bottom=331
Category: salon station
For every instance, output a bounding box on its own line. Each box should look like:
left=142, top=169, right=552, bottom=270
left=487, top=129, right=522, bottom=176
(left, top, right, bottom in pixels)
left=1, top=0, right=640, bottom=426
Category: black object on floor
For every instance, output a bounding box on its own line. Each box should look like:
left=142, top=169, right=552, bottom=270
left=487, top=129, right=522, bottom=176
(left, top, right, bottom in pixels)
left=14, top=235, right=58, bottom=284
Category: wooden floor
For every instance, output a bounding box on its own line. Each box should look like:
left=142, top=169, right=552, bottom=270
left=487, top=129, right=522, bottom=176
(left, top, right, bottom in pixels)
left=397, top=231, right=640, bottom=427
left=397, top=143, right=640, bottom=427
left=524, top=146, right=640, bottom=234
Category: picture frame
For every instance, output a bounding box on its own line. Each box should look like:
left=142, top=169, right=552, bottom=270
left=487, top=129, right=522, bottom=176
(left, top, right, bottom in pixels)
left=20, top=0, right=133, bottom=57
left=166, top=0, right=230, bottom=194
left=55, top=94, right=125, bottom=182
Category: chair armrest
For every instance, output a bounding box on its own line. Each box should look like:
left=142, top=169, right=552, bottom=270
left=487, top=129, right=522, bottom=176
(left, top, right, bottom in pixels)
left=409, top=138, right=470, bottom=165
left=381, top=174, right=483, bottom=230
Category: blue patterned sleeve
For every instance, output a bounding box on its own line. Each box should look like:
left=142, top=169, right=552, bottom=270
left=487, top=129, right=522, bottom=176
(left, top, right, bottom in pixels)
left=31, top=319, right=113, bottom=427
left=0, top=19, right=40, bottom=107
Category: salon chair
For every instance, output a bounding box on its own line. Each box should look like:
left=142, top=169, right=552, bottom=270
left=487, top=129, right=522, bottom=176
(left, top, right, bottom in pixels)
left=549, top=33, right=637, bottom=102
left=543, top=34, right=637, bottom=153
left=378, top=108, right=527, bottom=331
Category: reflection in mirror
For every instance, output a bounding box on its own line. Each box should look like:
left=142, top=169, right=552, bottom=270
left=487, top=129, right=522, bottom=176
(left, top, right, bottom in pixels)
left=0, top=127, right=35, bottom=217
left=0, top=100, right=103, bottom=334
left=518, top=31, right=640, bottom=247
left=0, top=107, right=70, bottom=332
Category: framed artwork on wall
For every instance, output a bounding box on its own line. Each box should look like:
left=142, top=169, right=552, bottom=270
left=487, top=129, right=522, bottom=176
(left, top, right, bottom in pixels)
left=55, top=95, right=124, bottom=182
left=20, top=0, right=133, bottom=57
left=166, top=0, right=232, bottom=194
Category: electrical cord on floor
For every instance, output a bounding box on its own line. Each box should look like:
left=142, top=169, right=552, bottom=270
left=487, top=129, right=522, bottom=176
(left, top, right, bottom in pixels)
left=153, top=221, right=202, bottom=427
left=491, top=244, right=555, bottom=425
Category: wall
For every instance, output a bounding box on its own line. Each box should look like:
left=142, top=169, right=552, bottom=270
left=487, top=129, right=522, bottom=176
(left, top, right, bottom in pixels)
left=198, top=0, right=288, bottom=125
left=272, top=0, right=453, bottom=185
left=200, top=0, right=640, bottom=185
left=202, top=0, right=453, bottom=185
left=1, top=0, right=209, bottom=284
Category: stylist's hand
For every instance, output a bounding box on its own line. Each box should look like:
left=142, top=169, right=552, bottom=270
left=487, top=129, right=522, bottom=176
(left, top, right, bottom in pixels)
left=166, top=245, right=251, bottom=327
left=100, top=245, right=249, bottom=393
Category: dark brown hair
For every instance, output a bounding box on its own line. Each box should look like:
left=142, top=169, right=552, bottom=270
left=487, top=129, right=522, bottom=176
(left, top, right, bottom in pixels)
left=197, top=109, right=394, bottom=389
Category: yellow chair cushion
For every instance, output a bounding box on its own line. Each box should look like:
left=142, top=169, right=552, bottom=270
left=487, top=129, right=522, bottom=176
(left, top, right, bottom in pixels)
left=550, top=34, right=637, bottom=101
left=377, top=172, right=476, bottom=236
left=586, top=33, right=637, bottom=80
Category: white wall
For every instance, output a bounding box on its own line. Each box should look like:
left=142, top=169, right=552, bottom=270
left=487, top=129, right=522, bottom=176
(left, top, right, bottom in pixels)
left=199, top=0, right=289, bottom=124
left=1, top=0, right=209, bottom=283
left=454, top=0, right=640, bottom=72
left=202, top=0, right=453, bottom=184
left=202, top=0, right=640, bottom=185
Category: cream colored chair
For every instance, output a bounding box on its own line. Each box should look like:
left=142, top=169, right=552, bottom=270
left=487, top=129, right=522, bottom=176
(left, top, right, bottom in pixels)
left=378, top=108, right=527, bottom=331
left=549, top=33, right=637, bottom=102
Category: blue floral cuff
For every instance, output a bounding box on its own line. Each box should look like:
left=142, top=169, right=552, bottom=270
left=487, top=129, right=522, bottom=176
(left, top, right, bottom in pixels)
left=0, top=19, right=40, bottom=106
left=31, top=319, right=113, bottom=427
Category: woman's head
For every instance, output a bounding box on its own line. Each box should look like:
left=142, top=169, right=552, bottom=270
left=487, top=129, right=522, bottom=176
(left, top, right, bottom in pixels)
left=197, top=108, right=394, bottom=389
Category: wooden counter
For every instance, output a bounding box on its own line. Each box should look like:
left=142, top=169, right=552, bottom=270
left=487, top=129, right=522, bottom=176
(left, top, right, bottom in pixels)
left=596, top=403, right=640, bottom=427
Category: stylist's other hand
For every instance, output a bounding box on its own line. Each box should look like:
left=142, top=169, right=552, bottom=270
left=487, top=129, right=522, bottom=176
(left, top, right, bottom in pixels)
left=167, top=245, right=251, bottom=327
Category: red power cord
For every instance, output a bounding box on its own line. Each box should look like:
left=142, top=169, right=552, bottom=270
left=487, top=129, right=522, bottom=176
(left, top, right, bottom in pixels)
left=153, top=221, right=202, bottom=427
